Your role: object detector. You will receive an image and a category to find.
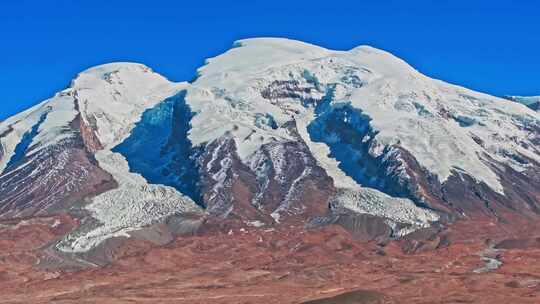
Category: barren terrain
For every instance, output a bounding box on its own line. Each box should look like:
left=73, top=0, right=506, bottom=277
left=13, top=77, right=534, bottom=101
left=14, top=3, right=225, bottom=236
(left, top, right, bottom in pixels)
left=1, top=214, right=539, bottom=304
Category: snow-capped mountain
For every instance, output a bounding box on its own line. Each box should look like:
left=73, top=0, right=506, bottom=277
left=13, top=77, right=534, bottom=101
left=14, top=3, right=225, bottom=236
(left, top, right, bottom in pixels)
left=504, top=96, right=540, bottom=111
left=1, top=38, right=539, bottom=258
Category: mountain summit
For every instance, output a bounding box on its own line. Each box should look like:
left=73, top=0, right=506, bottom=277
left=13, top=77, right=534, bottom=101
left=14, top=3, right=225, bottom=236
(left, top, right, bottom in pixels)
left=1, top=38, right=539, bottom=264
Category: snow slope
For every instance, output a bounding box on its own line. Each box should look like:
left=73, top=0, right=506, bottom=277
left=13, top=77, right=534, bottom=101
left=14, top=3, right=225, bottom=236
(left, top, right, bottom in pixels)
left=187, top=38, right=540, bottom=193
left=72, top=63, right=185, bottom=148
left=505, top=96, right=540, bottom=111
left=0, top=63, right=202, bottom=253
left=0, top=94, right=77, bottom=175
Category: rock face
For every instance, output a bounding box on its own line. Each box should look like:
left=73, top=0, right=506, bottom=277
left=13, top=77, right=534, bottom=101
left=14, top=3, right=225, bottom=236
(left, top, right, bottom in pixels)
left=0, top=38, right=539, bottom=260
left=0, top=93, right=116, bottom=219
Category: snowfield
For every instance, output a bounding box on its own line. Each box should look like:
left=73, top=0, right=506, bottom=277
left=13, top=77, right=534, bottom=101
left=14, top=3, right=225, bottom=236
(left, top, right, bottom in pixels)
left=505, top=96, right=540, bottom=111
left=188, top=38, right=540, bottom=193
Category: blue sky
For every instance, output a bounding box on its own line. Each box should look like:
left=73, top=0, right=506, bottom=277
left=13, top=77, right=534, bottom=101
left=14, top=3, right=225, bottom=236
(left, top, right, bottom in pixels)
left=1, top=0, right=539, bottom=120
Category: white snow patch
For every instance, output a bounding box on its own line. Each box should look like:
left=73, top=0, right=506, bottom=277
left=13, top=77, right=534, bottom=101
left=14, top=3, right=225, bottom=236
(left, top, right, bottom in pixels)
left=246, top=220, right=265, bottom=228
left=57, top=150, right=201, bottom=253
left=331, top=187, right=439, bottom=236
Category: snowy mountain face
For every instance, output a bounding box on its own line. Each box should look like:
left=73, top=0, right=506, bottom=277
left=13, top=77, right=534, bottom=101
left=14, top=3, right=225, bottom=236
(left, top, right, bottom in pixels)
left=504, top=96, right=540, bottom=112
left=1, top=38, right=540, bottom=257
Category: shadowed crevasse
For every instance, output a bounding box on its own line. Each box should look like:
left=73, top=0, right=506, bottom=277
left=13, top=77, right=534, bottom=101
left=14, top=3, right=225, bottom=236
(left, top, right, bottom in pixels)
left=4, top=110, right=51, bottom=172
left=112, top=91, right=202, bottom=205
left=307, top=102, right=413, bottom=200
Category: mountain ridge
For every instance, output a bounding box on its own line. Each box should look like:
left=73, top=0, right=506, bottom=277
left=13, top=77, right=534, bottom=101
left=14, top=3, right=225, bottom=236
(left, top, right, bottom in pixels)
left=504, top=95, right=540, bottom=111
left=1, top=38, right=539, bottom=264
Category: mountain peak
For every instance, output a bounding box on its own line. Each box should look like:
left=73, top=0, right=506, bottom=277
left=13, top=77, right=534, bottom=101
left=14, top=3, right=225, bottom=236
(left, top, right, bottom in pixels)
left=78, top=62, right=152, bottom=75
left=234, top=37, right=329, bottom=50
left=70, top=62, right=170, bottom=91
left=1, top=38, right=539, bottom=260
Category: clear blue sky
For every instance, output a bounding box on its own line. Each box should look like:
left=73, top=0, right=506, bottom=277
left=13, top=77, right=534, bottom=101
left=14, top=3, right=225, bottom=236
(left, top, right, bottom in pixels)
left=1, top=0, right=539, bottom=120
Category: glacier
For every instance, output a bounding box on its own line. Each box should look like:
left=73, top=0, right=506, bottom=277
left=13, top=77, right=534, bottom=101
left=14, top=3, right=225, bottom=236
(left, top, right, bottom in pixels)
left=112, top=91, right=202, bottom=205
